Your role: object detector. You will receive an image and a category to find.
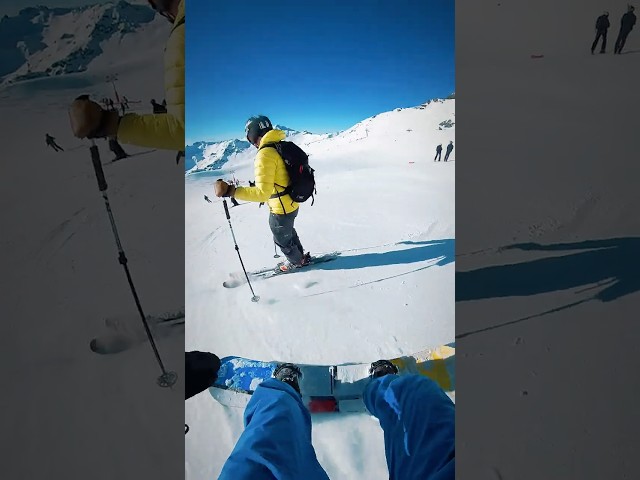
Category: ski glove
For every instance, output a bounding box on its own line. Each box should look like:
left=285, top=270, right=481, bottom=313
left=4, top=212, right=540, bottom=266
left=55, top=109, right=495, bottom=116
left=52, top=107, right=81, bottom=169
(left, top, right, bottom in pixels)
left=69, top=95, right=121, bottom=139
left=186, top=351, right=221, bottom=399
left=214, top=179, right=236, bottom=198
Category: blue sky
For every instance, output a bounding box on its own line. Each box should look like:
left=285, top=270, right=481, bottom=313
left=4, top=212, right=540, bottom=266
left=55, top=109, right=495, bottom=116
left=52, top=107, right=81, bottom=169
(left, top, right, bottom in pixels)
left=186, top=0, right=454, bottom=144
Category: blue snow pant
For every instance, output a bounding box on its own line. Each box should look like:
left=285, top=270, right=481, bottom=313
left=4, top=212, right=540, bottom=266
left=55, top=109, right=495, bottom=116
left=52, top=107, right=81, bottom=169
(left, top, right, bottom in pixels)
left=218, top=378, right=329, bottom=480
left=219, top=375, right=455, bottom=480
left=364, top=374, right=455, bottom=480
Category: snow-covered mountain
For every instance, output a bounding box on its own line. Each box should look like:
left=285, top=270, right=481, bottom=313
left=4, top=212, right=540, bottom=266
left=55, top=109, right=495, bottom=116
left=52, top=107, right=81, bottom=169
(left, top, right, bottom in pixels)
left=185, top=97, right=455, bottom=174
left=0, top=1, right=160, bottom=86
left=185, top=139, right=252, bottom=173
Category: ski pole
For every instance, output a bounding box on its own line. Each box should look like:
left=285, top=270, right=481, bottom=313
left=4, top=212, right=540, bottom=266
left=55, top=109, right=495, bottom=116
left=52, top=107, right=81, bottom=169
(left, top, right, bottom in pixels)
left=274, top=242, right=280, bottom=259
left=223, top=199, right=260, bottom=302
left=87, top=140, right=177, bottom=388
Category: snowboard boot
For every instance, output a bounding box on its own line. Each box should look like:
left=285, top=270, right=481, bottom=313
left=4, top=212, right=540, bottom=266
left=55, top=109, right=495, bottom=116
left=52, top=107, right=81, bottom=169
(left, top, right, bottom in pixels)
left=273, top=363, right=302, bottom=394
left=369, top=359, right=399, bottom=379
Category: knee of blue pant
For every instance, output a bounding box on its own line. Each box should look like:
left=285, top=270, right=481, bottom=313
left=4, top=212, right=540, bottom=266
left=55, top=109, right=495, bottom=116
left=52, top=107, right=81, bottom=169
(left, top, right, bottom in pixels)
left=363, top=374, right=397, bottom=415
left=245, top=379, right=308, bottom=423
left=363, top=374, right=446, bottom=417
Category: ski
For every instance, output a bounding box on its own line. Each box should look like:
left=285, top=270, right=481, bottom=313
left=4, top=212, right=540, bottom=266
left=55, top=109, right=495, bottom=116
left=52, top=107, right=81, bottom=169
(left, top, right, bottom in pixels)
left=90, top=311, right=185, bottom=355
left=209, top=343, right=455, bottom=414
left=222, top=251, right=341, bottom=288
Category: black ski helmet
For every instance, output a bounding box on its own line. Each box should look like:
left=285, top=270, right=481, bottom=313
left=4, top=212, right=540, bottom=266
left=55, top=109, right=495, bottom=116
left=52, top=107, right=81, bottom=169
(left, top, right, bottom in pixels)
left=245, top=115, right=273, bottom=145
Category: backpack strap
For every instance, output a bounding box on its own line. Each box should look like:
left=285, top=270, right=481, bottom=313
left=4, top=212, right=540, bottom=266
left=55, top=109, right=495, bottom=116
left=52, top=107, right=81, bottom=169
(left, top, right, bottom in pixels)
left=259, top=142, right=291, bottom=200
left=269, top=186, right=290, bottom=199
left=170, top=16, right=185, bottom=36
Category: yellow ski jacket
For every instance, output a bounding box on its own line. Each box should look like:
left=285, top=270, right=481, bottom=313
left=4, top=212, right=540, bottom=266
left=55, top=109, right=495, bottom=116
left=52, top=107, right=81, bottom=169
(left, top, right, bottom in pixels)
left=233, top=129, right=299, bottom=215
left=117, top=0, right=184, bottom=150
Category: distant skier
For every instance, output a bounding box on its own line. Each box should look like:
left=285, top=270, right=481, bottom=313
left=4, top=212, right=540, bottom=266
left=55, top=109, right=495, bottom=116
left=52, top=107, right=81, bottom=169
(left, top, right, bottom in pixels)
left=217, top=358, right=455, bottom=479
left=614, top=5, right=637, bottom=54
left=214, top=115, right=310, bottom=272
left=45, top=133, right=64, bottom=152
left=108, top=137, right=129, bottom=161
left=151, top=98, right=167, bottom=114
left=434, top=143, right=443, bottom=161
left=444, top=141, right=454, bottom=162
left=591, top=11, right=610, bottom=54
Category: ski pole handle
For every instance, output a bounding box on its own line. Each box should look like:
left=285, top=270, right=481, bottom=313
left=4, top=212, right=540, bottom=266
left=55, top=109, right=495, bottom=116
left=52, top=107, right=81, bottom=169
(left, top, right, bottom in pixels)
left=223, top=199, right=230, bottom=219
left=89, top=144, right=108, bottom=192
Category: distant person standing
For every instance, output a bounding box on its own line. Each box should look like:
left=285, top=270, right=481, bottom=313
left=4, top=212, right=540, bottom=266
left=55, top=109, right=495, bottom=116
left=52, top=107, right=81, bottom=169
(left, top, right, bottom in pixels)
left=45, top=133, right=64, bottom=152
left=444, top=141, right=454, bottom=162
left=151, top=98, right=167, bottom=114
left=614, top=5, right=637, bottom=54
left=108, top=137, right=129, bottom=161
left=591, top=11, right=610, bottom=54
left=434, top=144, right=442, bottom=162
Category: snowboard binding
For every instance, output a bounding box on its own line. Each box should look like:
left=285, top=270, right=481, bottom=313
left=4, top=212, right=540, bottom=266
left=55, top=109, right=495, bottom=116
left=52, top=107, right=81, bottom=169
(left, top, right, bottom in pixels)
left=273, top=363, right=303, bottom=394
left=369, top=360, right=399, bottom=379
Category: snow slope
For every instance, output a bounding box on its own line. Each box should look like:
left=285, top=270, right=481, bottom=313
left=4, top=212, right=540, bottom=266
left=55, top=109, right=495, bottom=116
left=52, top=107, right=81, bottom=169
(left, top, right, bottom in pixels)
left=456, top=0, right=640, bottom=478
left=185, top=99, right=455, bottom=479
left=1, top=8, right=184, bottom=480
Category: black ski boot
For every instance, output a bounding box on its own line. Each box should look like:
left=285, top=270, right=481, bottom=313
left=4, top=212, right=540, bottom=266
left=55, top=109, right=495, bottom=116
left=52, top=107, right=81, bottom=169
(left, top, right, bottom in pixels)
left=273, top=363, right=302, bottom=394
left=369, top=359, right=399, bottom=379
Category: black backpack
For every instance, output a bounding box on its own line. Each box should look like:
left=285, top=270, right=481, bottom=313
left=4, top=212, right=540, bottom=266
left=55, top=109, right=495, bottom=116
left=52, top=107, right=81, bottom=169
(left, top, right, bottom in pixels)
left=259, top=141, right=316, bottom=205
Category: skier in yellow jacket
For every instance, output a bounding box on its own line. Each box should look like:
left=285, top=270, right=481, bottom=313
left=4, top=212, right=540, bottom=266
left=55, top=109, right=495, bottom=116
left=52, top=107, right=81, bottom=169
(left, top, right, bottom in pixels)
left=68, top=0, right=184, bottom=152
left=214, top=116, right=310, bottom=273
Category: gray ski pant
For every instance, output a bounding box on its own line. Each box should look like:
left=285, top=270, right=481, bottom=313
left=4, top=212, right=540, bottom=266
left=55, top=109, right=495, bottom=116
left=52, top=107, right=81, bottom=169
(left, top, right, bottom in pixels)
left=269, top=208, right=304, bottom=264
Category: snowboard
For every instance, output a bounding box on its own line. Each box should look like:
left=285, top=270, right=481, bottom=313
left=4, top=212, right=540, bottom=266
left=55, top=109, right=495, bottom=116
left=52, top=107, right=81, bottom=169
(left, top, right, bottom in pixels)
left=209, top=343, right=455, bottom=414
left=223, top=251, right=341, bottom=288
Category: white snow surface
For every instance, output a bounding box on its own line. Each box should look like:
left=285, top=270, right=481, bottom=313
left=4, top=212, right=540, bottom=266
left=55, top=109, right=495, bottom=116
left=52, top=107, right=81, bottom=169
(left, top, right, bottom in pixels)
left=185, top=100, right=455, bottom=479
left=1, top=10, right=184, bottom=480
left=456, top=0, right=640, bottom=479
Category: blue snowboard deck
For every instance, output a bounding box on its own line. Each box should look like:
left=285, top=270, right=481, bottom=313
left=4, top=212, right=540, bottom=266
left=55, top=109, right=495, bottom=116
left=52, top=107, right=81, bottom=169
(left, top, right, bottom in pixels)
left=210, top=343, right=455, bottom=413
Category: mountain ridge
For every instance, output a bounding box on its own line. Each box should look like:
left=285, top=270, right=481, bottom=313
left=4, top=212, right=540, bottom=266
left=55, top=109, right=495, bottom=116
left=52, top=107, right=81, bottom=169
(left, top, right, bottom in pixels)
left=0, top=1, right=158, bottom=86
left=186, top=97, right=455, bottom=175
